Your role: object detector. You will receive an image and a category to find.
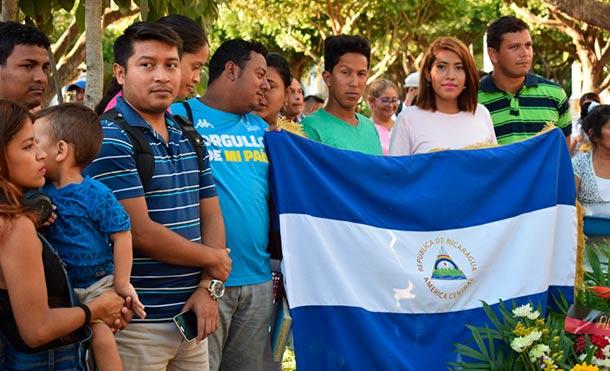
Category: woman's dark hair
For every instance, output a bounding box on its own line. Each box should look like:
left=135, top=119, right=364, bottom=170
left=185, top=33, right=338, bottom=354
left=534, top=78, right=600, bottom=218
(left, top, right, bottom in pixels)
left=0, top=99, right=36, bottom=238
left=582, top=104, right=610, bottom=146
left=157, top=14, right=208, bottom=55
left=579, top=92, right=601, bottom=121
left=580, top=101, right=598, bottom=122
left=95, top=78, right=121, bottom=115
left=580, top=92, right=601, bottom=108
left=324, top=35, right=370, bottom=72
left=266, top=53, right=291, bottom=89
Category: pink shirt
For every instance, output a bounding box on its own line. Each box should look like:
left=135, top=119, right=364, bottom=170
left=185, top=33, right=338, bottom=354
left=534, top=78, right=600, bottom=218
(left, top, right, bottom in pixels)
left=374, top=123, right=392, bottom=155
left=104, top=91, right=122, bottom=112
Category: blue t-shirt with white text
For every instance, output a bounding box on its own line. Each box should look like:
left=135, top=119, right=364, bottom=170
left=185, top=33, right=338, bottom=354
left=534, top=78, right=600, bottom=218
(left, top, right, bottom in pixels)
left=172, top=99, right=271, bottom=287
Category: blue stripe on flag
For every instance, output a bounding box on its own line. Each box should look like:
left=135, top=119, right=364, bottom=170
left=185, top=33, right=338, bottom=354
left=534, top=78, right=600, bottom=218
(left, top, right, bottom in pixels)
left=265, top=129, right=575, bottom=231
left=290, top=286, right=572, bottom=370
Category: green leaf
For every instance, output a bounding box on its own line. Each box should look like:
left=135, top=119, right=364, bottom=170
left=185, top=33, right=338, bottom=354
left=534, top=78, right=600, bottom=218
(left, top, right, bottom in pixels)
left=114, top=0, right=132, bottom=13
left=454, top=343, right=489, bottom=362
left=481, top=302, right=503, bottom=330
left=137, top=0, right=149, bottom=21
left=58, top=0, right=75, bottom=11
left=467, top=325, right=490, bottom=360
left=497, top=301, right=517, bottom=327
left=75, top=0, right=85, bottom=32
left=18, top=0, right=36, bottom=17
left=35, top=0, right=53, bottom=16
left=485, top=325, right=496, bottom=361
left=586, top=244, right=603, bottom=285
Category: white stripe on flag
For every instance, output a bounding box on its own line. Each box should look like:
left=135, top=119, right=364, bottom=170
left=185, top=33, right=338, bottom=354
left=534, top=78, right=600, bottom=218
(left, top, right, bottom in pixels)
left=281, top=204, right=576, bottom=314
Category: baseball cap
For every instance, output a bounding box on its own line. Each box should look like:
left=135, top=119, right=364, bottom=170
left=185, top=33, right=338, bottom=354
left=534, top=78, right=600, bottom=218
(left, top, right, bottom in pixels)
left=67, top=79, right=86, bottom=91
left=403, top=72, right=420, bottom=88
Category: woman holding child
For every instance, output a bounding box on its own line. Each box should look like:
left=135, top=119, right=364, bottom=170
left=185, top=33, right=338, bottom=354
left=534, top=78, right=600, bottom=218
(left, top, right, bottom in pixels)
left=0, top=99, right=127, bottom=370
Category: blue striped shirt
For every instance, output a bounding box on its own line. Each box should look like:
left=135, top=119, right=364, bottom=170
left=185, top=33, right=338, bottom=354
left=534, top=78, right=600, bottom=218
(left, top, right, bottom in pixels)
left=85, top=97, right=217, bottom=322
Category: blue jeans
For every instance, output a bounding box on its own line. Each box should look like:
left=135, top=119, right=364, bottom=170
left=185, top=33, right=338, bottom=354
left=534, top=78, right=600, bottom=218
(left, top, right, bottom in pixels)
left=0, top=334, right=89, bottom=371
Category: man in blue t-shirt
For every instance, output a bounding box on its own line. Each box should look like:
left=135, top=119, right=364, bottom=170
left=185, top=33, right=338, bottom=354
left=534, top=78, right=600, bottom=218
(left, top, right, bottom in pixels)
left=85, top=22, right=231, bottom=370
left=172, top=39, right=272, bottom=371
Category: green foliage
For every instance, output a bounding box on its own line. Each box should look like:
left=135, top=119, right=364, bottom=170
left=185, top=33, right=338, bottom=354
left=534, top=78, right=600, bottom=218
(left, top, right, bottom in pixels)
left=451, top=300, right=575, bottom=370
left=214, top=0, right=503, bottom=89
left=135, top=0, right=222, bottom=33
left=58, top=0, right=75, bottom=11
left=579, top=241, right=610, bottom=312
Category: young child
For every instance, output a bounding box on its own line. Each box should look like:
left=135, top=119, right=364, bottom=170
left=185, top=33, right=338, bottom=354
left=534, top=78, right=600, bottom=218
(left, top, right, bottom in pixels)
left=34, top=103, right=145, bottom=371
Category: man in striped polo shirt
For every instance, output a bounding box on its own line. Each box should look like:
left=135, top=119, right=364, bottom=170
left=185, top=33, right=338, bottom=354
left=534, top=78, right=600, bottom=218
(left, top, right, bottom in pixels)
left=86, top=22, right=231, bottom=370
left=478, top=16, right=572, bottom=146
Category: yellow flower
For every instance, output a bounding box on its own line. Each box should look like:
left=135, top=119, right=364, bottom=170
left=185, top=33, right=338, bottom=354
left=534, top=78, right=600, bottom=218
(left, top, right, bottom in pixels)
left=513, top=322, right=530, bottom=336
left=571, top=363, right=599, bottom=371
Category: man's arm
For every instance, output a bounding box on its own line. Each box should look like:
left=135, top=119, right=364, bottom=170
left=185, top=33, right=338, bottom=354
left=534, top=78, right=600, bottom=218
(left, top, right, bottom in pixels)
left=199, top=196, right=226, bottom=249
left=119, top=197, right=231, bottom=281
left=183, top=196, right=227, bottom=342
left=86, top=120, right=231, bottom=280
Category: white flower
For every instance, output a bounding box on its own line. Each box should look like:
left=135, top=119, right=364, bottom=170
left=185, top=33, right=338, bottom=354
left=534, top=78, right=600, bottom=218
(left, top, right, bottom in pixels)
left=593, top=357, right=610, bottom=367
left=526, top=310, right=540, bottom=320
left=528, top=344, right=550, bottom=361
left=526, top=330, right=542, bottom=342
left=513, top=304, right=534, bottom=318
left=511, top=331, right=541, bottom=353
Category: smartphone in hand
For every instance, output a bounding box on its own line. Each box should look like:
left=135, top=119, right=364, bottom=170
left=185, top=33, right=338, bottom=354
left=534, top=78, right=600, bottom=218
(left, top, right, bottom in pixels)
left=173, top=310, right=197, bottom=342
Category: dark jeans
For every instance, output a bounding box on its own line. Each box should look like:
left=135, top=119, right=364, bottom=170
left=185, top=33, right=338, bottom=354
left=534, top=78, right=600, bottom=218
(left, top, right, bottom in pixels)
left=0, top=333, right=90, bottom=371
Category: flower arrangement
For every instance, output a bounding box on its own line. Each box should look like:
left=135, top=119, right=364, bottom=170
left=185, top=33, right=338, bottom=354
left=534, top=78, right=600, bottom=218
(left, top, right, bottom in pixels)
left=452, top=242, right=610, bottom=370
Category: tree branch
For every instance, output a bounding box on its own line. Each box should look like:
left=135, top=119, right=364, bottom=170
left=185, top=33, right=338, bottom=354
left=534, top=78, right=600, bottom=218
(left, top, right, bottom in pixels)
left=543, top=0, right=610, bottom=31
left=1, top=0, right=18, bottom=21
left=509, top=4, right=564, bottom=28
left=43, top=6, right=139, bottom=106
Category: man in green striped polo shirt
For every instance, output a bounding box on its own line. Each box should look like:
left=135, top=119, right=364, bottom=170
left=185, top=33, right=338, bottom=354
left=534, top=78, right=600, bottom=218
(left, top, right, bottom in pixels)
left=478, top=16, right=571, bottom=146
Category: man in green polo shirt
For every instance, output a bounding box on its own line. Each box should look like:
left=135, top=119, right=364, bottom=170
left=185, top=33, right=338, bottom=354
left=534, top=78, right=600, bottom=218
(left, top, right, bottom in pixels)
left=302, top=35, right=382, bottom=155
left=478, top=16, right=571, bottom=146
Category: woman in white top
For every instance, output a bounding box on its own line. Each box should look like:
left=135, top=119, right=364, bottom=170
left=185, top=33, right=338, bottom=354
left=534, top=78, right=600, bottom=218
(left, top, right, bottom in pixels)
left=366, top=79, right=399, bottom=155
left=573, top=105, right=610, bottom=216
left=389, top=37, right=496, bottom=155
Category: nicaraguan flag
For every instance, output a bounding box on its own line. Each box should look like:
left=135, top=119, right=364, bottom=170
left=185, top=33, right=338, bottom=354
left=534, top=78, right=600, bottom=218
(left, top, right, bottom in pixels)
left=265, top=128, right=576, bottom=370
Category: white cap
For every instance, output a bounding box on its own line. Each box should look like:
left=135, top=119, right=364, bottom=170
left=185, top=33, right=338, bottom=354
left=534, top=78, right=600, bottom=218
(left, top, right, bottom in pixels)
left=404, top=72, right=420, bottom=88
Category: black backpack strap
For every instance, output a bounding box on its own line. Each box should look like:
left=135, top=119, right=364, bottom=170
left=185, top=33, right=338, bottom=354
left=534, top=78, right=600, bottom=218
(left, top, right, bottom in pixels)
left=100, top=109, right=155, bottom=191
left=174, top=102, right=207, bottom=175
left=182, top=100, right=194, bottom=124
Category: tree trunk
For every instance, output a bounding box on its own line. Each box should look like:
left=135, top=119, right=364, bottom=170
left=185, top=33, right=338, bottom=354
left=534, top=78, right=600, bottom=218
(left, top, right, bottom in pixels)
left=543, top=0, right=610, bottom=31
left=42, top=8, right=138, bottom=106
left=1, top=0, right=18, bottom=22
left=84, top=0, right=103, bottom=109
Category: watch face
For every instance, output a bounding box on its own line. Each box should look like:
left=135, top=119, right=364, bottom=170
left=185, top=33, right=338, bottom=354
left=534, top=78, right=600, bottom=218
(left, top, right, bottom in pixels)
left=210, top=280, right=225, bottom=299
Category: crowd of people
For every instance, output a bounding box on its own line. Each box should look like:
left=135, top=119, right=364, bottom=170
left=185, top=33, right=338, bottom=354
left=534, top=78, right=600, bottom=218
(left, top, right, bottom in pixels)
left=0, top=10, right=607, bottom=371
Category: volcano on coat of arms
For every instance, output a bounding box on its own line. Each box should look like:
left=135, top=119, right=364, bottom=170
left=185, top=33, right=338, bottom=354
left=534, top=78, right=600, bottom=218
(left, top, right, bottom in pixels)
left=431, top=246, right=467, bottom=280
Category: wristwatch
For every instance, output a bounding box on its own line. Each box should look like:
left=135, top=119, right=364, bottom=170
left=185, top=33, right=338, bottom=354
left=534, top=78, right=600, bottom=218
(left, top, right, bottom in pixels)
left=207, top=279, right=225, bottom=301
